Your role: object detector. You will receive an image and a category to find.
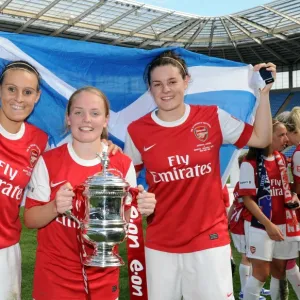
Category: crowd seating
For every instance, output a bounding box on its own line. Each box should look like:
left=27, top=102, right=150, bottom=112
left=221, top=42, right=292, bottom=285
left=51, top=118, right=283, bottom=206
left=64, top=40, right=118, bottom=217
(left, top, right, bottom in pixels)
left=284, top=91, right=300, bottom=111
left=269, top=91, right=290, bottom=116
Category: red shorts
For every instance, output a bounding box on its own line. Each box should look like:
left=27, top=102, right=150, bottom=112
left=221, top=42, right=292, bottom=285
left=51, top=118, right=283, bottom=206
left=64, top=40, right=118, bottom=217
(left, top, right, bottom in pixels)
left=33, top=260, right=119, bottom=300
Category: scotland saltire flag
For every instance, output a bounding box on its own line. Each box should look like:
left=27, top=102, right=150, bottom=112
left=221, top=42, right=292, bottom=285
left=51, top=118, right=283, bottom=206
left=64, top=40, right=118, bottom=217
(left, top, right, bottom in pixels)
left=0, top=31, right=262, bottom=184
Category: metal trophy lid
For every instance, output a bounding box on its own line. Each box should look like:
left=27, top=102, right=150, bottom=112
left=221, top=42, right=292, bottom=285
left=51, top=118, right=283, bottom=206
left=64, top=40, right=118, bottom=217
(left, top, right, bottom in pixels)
left=85, top=172, right=129, bottom=188
left=84, top=146, right=129, bottom=188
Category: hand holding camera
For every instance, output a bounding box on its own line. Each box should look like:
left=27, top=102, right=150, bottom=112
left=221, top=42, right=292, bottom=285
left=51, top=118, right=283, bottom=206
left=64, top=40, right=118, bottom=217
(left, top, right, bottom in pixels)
left=253, top=63, right=276, bottom=92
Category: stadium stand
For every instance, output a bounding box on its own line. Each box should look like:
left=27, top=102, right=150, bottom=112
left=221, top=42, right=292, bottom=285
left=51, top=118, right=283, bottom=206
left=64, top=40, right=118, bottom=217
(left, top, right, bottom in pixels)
left=270, top=92, right=290, bottom=116
left=284, top=92, right=300, bottom=112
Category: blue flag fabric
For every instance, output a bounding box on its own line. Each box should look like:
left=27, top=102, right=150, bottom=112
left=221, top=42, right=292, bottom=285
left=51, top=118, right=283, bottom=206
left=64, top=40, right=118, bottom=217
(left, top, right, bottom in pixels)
left=0, top=32, right=262, bottom=185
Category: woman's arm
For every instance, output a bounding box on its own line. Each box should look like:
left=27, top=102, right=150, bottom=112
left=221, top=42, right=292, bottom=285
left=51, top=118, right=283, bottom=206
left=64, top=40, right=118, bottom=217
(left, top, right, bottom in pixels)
left=24, top=201, right=58, bottom=229
left=243, top=196, right=284, bottom=241
left=136, top=184, right=156, bottom=217
left=124, top=161, right=156, bottom=217
left=124, top=131, right=143, bottom=178
left=24, top=182, right=74, bottom=229
left=247, top=63, right=276, bottom=148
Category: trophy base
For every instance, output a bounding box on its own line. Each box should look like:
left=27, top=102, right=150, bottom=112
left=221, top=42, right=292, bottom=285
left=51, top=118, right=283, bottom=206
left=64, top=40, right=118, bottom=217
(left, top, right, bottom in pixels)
left=84, top=250, right=125, bottom=268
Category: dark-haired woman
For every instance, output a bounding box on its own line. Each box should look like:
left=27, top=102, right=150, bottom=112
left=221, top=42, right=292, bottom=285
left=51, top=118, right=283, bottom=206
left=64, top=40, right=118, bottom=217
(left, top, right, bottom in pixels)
left=0, top=61, right=47, bottom=299
left=124, top=50, right=276, bottom=299
left=239, top=120, right=299, bottom=300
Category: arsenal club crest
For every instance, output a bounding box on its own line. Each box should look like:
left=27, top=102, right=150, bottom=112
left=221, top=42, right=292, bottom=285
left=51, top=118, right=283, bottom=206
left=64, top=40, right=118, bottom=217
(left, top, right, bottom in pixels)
left=26, top=144, right=41, bottom=168
left=250, top=246, right=256, bottom=254
left=30, top=149, right=39, bottom=167
left=194, top=125, right=209, bottom=142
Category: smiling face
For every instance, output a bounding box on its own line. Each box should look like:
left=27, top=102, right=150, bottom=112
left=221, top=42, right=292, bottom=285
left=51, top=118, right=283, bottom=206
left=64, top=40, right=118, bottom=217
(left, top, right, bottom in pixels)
left=0, top=69, right=40, bottom=132
left=149, top=64, right=189, bottom=120
left=66, top=90, right=109, bottom=144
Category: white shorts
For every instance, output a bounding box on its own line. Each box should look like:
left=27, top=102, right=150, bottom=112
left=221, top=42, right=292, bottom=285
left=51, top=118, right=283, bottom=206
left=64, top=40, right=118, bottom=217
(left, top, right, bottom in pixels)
left=231, top=233, right=246, bottom=254
left=145, top=245, right=234, bottom=300
left=245, top=221, right=299, bottom=261
left=0, top=243, right=21, bottom=300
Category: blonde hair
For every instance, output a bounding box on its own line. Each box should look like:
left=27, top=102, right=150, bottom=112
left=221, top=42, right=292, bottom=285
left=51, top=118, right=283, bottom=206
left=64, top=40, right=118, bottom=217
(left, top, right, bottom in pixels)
left=66, top=86, right=109, bottom=139
left=275, top=111, right=290, bottom=123
left=286, top=107, right=300, bottom=133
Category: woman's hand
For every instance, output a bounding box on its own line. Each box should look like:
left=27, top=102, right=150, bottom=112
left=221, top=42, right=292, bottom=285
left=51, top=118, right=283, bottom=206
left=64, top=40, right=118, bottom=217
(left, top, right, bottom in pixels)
left=265, top=222, right=284, bottom=241
left=286, top=193, right=300, bottom=210
left=101, top=139, right=122, bottom=155
left=253, top=62, right=276, bottom=93
left=136, top=185, right=156, bottom=216
left=55, top=182, right=75, bottom=214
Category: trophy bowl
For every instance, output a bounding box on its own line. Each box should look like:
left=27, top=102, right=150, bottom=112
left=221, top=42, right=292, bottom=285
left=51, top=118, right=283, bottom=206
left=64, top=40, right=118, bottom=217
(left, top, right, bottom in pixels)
left=73, top=146, right=133, bottom=268
left=82, top=171, right=129, bottom=267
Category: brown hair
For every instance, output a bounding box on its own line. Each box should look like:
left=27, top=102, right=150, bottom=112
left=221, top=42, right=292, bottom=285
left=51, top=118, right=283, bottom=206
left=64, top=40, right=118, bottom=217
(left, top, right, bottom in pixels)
left=144, top=50, right=190, bottom=85
left=238, top=152, right=247, bottom=167
left=0, top=60, right=41, bottom=90
left=66, top=86, right=109, bottom=139
left=246, top=119, right=283, bottom=160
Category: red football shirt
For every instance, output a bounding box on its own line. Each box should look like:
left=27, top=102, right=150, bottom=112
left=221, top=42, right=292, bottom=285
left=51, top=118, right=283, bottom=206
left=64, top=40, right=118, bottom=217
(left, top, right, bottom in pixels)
left=229, top=182, right=252, bottom=235
left=26, top=143, right=136, bottom=300
left=239, top=154, right=287, bottom=225
left=0, top=122, right=47, bottom=248
left=125, top=104, right=252, bottom=253
left=292, top=144, right=300, bottom=184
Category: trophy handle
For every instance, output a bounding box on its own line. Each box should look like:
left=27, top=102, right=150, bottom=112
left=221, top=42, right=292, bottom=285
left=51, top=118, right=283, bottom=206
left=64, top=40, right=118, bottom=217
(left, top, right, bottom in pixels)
left=65, top=185, right=87, bottom=227
left=65, top=209, right=81, bottom=226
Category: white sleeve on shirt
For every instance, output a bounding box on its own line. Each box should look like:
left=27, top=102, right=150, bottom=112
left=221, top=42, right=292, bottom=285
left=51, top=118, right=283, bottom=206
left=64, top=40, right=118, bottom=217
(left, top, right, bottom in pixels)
left=124, top=161, right=137, bottom=205
left=27, top=157, right=51, bottom=203
left=239, top=161, right=256, bottom=190
left=124, top=131, right=143, bottom=166
left=218, top=107, right=246, bottom=144
left=293, top=151, right=300, bottom=179
left=125, top=162, right=137, bottom=187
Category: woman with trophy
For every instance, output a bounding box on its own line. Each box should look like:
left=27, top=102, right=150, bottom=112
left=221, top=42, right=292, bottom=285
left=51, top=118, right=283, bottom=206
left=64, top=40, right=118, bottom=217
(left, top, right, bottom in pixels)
left=0, top=60, right=127, bottom=300
left=124, top=50, right=276, bottom=300
left=23, top=86, right=156, bottom=300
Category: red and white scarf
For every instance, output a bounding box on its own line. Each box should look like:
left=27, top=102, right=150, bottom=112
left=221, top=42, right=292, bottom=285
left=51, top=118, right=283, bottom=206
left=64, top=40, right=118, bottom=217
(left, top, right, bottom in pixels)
left=72, top=185, right=148, bottom=299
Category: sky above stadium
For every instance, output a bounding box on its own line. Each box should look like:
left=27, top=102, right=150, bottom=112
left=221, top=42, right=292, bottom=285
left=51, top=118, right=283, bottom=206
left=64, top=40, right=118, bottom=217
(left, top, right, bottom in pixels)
left=134, top=0, right=270, bottom=16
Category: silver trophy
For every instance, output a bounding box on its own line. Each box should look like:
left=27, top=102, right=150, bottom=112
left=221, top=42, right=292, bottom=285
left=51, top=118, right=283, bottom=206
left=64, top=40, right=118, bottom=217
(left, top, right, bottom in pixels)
left=71, top=147, right=130, bottom=267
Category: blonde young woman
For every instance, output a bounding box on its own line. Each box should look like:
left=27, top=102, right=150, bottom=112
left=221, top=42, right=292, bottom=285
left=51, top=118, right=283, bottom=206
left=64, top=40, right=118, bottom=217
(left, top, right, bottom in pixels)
left=239, top=120, right=300, bottom=300
left=278, top=108, right=300, bottom=299
left=24, top=87, right=156, bottom=300
left=0, top=61, right=122, bottom=300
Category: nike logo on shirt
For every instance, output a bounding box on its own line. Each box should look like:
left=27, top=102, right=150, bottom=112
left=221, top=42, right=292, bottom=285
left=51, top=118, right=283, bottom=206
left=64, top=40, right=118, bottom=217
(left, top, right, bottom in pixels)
left=144, top=144, right=156, bottom=152
left=50, top=180, right=66, bottom=188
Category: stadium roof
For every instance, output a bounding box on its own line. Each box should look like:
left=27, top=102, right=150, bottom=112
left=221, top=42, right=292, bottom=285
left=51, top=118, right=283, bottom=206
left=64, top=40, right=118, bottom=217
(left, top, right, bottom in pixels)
left=0, top=0, right=300, bottom=66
